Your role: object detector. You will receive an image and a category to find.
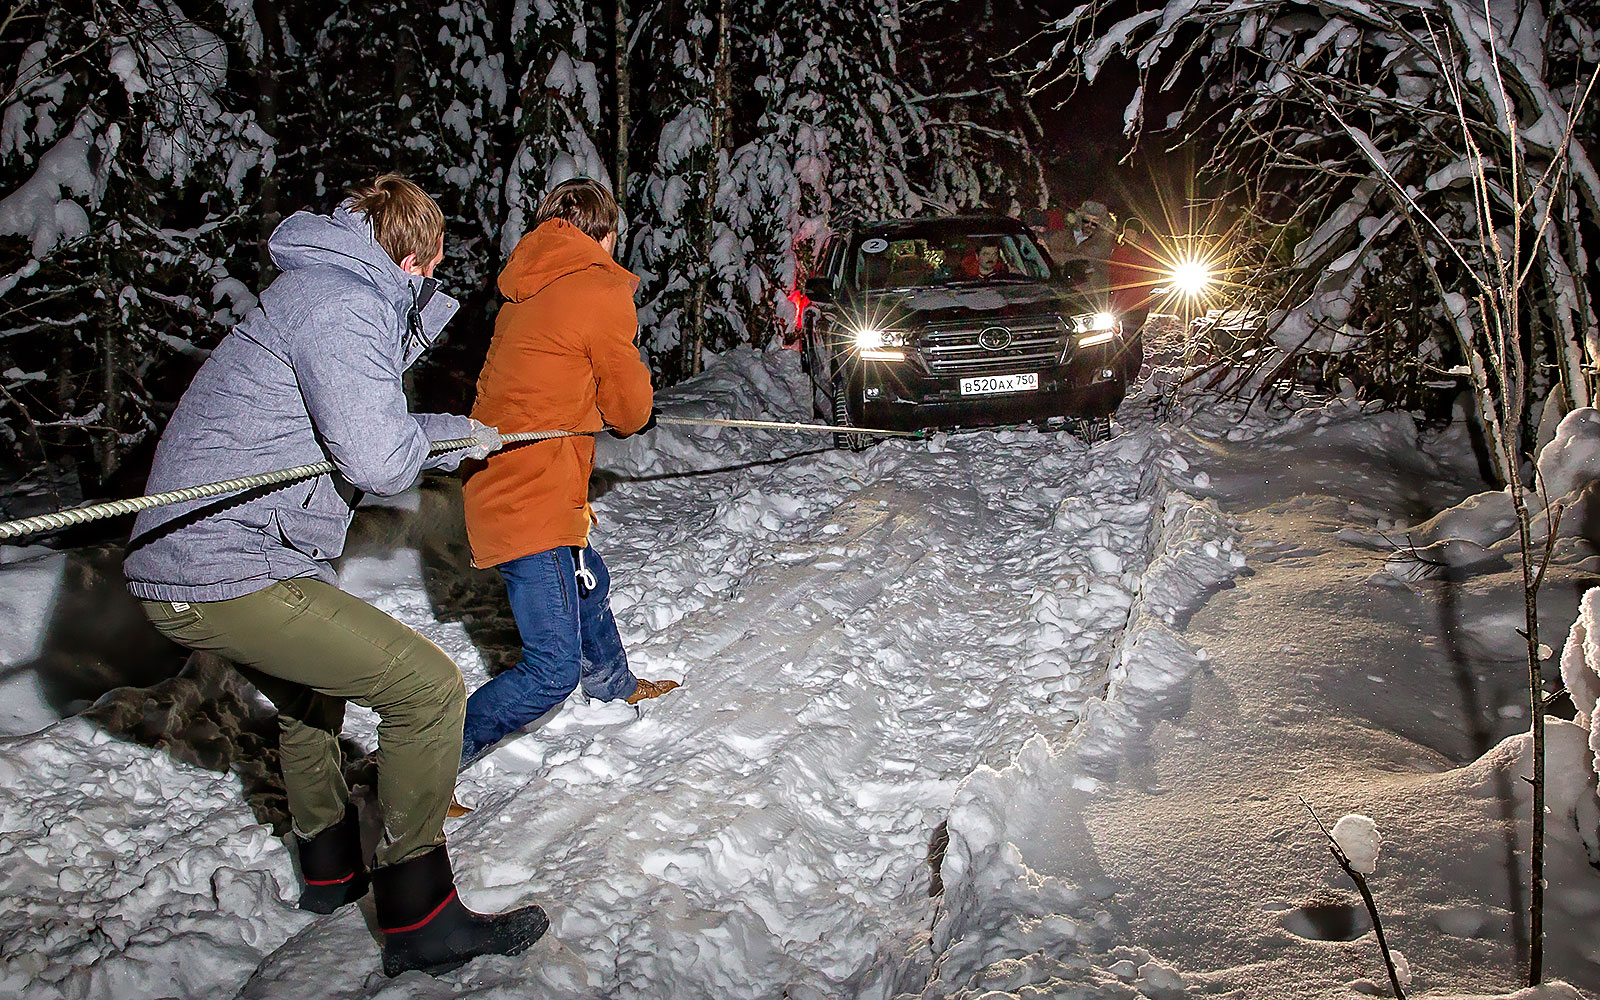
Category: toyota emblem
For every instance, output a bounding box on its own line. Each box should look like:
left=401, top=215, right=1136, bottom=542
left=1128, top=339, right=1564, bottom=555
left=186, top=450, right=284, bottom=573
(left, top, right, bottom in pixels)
left=977, top=326, right=1012, bottom=351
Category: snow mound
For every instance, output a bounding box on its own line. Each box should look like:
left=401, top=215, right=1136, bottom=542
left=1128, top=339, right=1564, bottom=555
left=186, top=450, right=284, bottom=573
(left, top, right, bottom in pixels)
left=1536, top=407, right=1600, bottom=500
left=1381, top=408, right=1600, bottom=565
left=1558, top=588, right=1600, bottom=792
left=1467, top=722, right=1600, bottom=866
left=598, top=345, right=813, bottom=478
left=1382, top=536, right=1510, bottom=581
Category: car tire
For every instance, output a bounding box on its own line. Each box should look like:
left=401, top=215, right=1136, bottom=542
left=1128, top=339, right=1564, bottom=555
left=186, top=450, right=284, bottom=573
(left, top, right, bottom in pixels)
left=1123, top=330, right=1145, bottom=381
left=831, top=378, right=873, bottom=452
left=812, top=371, right=831, bottom=422
left=1068, top=414, right=1112, bottom=444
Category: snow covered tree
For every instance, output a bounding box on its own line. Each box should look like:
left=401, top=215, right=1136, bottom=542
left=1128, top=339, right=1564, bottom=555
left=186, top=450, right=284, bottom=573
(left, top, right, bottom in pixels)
left=902, top=0, right=1052, bottom=215
left=0, top=0, right=1044, bottom=490
left=626, top=0, right=725, bottom=380
left=1039, top=1, right=1599, bottom=468
left=498, top=0, right=611, bottom=257
left=625, top=0, right=1003, bottom=381
left=0, top=0, right=273, bottom=489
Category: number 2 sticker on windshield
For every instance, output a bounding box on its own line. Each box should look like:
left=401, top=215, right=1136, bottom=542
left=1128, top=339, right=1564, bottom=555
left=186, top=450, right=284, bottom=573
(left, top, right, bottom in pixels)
left=861, top=238, right=888, bottom=254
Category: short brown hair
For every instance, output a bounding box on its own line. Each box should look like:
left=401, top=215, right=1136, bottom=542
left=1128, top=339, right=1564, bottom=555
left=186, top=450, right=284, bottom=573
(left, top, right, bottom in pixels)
left=534, top=178, right=618, bottom=243
left=347, top=174, right=445, bottom=267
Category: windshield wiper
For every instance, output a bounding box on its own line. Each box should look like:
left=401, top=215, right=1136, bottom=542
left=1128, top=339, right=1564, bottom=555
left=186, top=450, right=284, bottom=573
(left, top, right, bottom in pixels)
left=942, top=275, right=1038, bottom=286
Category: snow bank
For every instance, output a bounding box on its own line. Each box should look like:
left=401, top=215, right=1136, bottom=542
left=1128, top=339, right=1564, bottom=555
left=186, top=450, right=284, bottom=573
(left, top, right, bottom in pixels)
left=1067, top=483, right=1244, bottom=779
left=1324, top=407, right=1600, bottom=659
left=1392, top=408, right=1600, bottom=560
left=0, top=545, right=68, bottom=737
left=1558, top=588, right=1600, bottom=793
left=901, top=443, right=1246, bottom=999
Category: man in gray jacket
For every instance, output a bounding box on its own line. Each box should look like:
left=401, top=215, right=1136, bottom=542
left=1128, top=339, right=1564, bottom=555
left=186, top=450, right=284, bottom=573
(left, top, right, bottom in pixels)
left=125, top=175, right=546, bottom=978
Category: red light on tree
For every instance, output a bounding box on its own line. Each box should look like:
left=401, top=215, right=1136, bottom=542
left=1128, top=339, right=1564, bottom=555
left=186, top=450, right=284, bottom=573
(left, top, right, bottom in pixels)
left=786, top=285, right=810, bottom=331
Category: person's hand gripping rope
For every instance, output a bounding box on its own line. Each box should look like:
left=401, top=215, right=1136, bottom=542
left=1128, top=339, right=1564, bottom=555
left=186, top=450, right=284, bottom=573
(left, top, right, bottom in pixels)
left=466, top=420, right=504, bottom=460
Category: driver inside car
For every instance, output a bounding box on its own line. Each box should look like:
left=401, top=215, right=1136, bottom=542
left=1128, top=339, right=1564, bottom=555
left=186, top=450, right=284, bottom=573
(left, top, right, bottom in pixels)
left=958, top=243, right=1010, bottom=280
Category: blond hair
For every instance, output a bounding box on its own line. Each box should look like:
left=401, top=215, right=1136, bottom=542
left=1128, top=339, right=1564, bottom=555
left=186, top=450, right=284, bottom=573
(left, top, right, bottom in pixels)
left=347, top=174, right=445, bottom=267
left=534, top=178, right=619, bottom=243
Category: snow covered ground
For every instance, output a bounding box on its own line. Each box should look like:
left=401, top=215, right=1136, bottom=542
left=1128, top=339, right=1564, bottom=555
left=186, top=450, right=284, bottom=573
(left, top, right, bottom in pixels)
left=1, top=349, right=1597, bottom=998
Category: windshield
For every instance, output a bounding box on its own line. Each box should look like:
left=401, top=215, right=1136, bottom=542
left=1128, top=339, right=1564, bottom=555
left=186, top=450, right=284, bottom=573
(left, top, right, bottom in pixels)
left=852, top=231, right=1052, bottom=290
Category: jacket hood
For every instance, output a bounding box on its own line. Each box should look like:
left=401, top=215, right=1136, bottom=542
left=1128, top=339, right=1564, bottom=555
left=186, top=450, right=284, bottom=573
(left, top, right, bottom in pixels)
left=268, top=203, right=460, bottom=359
left=499, top=219, right=638, bottom=303
left=269, top=204, right=413, bottom=294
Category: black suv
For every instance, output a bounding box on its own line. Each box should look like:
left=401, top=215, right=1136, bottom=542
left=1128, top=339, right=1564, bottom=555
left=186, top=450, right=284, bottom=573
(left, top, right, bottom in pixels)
left=800, top=214, right=1141, bottom=448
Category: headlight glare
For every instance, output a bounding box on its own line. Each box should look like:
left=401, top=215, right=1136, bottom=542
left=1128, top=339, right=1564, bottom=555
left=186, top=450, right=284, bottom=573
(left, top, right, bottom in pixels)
left=1071, top=312, right=1118, bottom=334
left=854, top=327, right=907, bottom=349
left=1170, top=258, right=1213, bottom=298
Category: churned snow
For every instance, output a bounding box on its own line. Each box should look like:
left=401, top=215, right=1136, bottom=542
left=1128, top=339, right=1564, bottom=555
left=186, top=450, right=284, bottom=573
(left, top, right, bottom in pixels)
left=0, top=350, right=1598, bottom=998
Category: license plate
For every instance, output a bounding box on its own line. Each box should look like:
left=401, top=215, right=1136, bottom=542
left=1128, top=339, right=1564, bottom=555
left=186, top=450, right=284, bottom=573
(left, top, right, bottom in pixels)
left=960, top=372, right=1039, bottom=396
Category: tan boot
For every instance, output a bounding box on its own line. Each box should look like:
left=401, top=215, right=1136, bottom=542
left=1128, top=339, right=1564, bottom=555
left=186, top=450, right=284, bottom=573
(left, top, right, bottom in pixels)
left=626, top=678, right=680, bottom=705
left=446, top=795, right=473, bottom=819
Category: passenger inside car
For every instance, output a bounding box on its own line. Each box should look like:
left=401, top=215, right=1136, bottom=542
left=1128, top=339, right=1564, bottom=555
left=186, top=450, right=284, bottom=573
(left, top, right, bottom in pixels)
left=887, top=251, right=932, bottom=287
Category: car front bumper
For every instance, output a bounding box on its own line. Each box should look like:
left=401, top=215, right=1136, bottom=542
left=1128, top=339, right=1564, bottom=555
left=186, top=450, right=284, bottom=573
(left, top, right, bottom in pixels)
left=848, top=347, right=1129, bottom=431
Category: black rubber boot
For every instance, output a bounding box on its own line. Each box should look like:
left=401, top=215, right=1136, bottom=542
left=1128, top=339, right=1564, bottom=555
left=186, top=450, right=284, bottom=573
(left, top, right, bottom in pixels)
left=373, top=844, right=548, bottom=977
left=295, top=803, right=369, bottom=914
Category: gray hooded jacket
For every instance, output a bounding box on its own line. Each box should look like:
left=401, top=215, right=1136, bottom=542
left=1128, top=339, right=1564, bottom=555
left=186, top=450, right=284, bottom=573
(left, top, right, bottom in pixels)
left=123, top=206, right=475, bottom=603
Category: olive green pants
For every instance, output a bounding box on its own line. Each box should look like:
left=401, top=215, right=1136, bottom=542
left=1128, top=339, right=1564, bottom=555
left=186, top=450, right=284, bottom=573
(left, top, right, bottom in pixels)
left=141, top=578, right=465, bottom=867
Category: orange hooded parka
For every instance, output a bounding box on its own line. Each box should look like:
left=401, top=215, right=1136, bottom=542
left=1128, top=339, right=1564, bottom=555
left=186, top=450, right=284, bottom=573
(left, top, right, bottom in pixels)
left=462, top=219, right=653, bottom=568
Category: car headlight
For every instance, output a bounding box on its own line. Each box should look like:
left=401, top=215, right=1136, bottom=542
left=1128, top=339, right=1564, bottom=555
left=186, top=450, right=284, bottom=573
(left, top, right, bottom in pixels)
left=854, top=326, right=909, bottom=360
left=1071, top=311, right=1119, bottom=347
left=854, top=327, right=908, bottom=349
left=1070, top=312, right=1117, bottom=333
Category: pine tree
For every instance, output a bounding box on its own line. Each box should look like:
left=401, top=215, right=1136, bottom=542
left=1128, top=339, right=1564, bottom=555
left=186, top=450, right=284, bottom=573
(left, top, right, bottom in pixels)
left=500, top=0, right=613, bottom=256
left=0, top=0, right=273, bottom=489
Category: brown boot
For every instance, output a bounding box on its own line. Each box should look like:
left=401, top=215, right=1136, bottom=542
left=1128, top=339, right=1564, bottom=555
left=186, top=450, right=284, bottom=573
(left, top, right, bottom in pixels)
left=446, top=795, right=473, bottom=819
left=626, top=678, right=680, bottom=705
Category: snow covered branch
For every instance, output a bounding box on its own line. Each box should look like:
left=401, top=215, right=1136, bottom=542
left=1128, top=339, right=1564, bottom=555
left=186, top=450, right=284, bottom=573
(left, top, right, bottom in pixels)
left=1040, top=0, right=1599, bottom=459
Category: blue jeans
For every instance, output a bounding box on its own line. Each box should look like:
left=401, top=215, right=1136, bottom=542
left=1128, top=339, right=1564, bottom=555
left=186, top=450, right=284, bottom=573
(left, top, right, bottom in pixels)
left=461, top=543, right=637, bottom=764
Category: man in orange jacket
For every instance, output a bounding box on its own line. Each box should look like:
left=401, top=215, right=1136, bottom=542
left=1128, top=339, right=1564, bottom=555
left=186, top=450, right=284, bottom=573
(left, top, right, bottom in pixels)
left=460, top=178, right=678, bottom=764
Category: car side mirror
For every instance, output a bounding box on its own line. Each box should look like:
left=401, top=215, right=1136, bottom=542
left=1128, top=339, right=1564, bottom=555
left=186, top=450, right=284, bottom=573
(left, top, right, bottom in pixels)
left=804, top=276, right=834, bottom=303
left=1055, top=258, right=1092, bottom=287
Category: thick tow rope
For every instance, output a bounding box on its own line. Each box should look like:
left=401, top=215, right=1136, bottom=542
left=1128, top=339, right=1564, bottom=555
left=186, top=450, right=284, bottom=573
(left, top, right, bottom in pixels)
left=0, top=416, right=920, bottom=542
left=654, top=414, right=922, bottom=438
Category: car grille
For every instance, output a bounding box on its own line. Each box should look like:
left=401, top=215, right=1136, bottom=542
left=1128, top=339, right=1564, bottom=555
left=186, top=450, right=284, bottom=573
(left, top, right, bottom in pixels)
left=916, top=315, right=1068, bottom=376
